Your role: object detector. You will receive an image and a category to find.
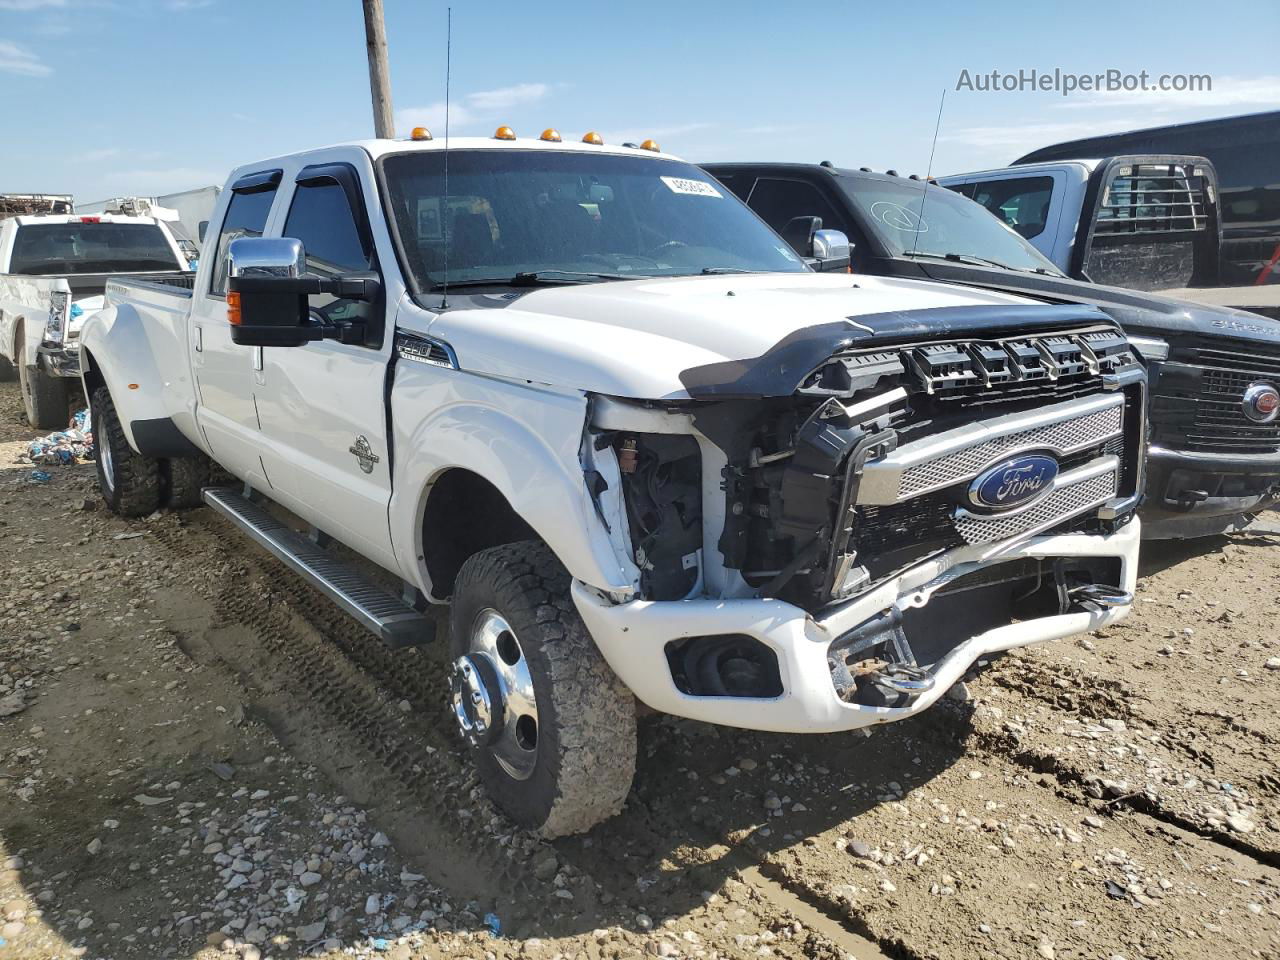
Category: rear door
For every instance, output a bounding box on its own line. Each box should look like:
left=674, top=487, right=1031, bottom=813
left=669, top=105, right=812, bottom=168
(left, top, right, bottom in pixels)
left=254, top=159, right=398, bottom=570
left=191, top=170, right=281, bottom=485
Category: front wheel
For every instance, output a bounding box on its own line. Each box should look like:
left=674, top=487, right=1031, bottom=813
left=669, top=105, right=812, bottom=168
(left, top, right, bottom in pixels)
left=91, top=386, right=161, bottom=516
left=449, top=541, right=637, bottom=837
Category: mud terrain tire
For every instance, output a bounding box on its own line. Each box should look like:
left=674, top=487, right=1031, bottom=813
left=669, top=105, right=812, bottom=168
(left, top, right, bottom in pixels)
left=18, top=324, right=70, bottom=429
left=92, top=386, right=161, bottom=517
left=164, top=455, right=212, bottom=509
left=449, top=541, right=636, bottom=837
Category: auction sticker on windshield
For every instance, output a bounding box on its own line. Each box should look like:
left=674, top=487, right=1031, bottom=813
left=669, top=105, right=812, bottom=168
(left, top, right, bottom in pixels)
left=661, top=176, right=723, bottom=198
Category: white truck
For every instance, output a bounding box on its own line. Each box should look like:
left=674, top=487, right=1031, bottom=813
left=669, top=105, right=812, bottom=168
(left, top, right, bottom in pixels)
left=0, top=212, right=192, bottom=427
left=80, top=131, right=1146, bottom=836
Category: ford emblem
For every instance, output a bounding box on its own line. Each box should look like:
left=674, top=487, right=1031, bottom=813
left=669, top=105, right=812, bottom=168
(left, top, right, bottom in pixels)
left=1243, top=382, right=1280, bottom=424
left=969, top=454, right=1059, bottom=511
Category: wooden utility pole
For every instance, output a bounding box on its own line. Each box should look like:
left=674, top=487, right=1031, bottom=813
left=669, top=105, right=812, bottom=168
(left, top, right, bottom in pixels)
left=362, top=0, right=395, bottom=139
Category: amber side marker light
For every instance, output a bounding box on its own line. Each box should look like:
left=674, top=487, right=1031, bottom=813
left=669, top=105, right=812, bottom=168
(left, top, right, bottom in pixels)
left=639, top=139, right=660, bottom=152
left=540, top=128, right=562, bottom=142
left=227, top=291, right=242, bottom=326
left=494, top=126, right=517, bottom=140
left=410, top=126, right=433, bottom=141
left=582, top=131, right=603, bottom=145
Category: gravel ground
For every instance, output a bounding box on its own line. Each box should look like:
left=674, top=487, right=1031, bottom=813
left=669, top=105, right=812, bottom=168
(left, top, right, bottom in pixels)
left=1, top=379, right=1278, bottom=960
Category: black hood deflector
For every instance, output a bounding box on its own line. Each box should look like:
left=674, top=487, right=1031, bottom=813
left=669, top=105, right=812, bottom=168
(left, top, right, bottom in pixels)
left=679, top=303, right=1112, bottom=399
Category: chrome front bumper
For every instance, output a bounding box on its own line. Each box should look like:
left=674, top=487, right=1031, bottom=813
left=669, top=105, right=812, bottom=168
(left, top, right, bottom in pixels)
left=574, top=519, right=1140, bottom=734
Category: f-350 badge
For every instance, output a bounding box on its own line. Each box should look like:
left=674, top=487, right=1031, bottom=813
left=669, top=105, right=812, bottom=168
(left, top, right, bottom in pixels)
left=349, top=436, right=380, bottom=474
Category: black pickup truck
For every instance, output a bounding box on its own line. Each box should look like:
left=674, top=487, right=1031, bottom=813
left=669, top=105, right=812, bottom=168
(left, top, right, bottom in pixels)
left=704, top=161, right=1280, bottom=538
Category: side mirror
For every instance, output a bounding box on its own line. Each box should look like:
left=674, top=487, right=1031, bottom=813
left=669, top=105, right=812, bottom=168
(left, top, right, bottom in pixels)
left=227, top=236, right=379, bottom=348
left=811, top=229, right=853, bottom=273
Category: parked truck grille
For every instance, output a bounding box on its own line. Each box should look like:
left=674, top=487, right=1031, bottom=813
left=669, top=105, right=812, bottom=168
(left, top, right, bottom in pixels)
left=1166, top=343, right=1280, bottom=454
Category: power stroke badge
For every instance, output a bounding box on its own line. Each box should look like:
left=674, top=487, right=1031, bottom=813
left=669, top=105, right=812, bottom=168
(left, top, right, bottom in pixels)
left=349, top=436, right=381, bottom=474
left=969, top=454, right=1059, bottom=511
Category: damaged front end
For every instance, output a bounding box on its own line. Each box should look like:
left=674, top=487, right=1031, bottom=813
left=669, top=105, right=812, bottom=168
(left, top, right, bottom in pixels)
left=584, top=305, right=1146, bottom=722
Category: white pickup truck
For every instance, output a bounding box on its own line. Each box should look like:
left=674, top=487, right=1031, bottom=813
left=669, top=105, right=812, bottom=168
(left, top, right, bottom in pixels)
left=0, top=213, right=191, bottom=427
left=81, top=131, right=1146, bottom=836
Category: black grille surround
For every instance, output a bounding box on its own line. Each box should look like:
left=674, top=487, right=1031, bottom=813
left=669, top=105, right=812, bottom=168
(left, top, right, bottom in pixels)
left=1151, top=340, right=1280, bottom=455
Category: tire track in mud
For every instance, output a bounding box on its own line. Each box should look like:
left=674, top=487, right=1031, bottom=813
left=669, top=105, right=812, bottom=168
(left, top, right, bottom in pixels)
left=152, top=510, right=886, bottom=954
left=148, top=513, right=546, bottom=908
left=980, top=654, right=1280, bottom=864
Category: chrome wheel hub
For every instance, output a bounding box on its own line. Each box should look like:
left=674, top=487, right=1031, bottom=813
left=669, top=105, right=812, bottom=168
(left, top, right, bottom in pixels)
left=452, top=608, right=539, bottom=780
left=96, top=411, right=115, bottom=493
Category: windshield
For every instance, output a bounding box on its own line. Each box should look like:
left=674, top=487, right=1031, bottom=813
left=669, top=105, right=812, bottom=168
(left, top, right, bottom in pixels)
left=8, top=222, right=181, bottom=275
left=381, top=149, right=807, bottom=290
left=837, top=177, right=1065, bottom=275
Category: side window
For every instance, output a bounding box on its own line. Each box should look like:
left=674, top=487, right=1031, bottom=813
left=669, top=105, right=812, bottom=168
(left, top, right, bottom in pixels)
left=713, top=173, right=753, bottom=202
left=970, top=176, right=1054, bottom=239
left=745, top=178, right=851, bottom=237
left=211, top=181, right=278, bottom=296
left=282, top=179, right=376, bottom=338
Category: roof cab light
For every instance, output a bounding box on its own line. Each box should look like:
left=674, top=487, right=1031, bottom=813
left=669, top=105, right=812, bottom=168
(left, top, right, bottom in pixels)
left=540, top=128, right=562, bottom=142
left=79, top=216, right=100, bottom=224
left=410, top=126, right=433, bottom=141
left=494, top=125, right=517, bottom=141
left=582, top=131, right=604, bottom=145
left=639, top=139, right=660, bottom=152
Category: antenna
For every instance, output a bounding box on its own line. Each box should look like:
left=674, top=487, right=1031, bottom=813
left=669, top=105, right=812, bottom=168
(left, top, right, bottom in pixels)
left=438, top=6, right=453, bottom=309
left=909, top=89, right=946, bottom=260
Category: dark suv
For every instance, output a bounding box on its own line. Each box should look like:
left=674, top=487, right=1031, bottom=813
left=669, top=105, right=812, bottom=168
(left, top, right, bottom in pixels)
left=703, top=161, right=1280, bottom=538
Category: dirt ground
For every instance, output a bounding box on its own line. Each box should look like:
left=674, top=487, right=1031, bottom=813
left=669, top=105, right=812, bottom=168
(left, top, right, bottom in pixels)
left=1, top=378, right=1278, bottom=960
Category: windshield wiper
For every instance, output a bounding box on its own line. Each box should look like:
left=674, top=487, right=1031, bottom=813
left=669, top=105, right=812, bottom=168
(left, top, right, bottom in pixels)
left=900, top=250, right=1016, bottom=271
left=429, top=270, right=645, bottom=291
left=700, top=266, right=760, bottom=275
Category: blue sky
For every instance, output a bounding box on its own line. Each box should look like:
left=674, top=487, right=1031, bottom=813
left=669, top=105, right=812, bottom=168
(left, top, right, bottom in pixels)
left=2, top=0, right=1276, bottom=203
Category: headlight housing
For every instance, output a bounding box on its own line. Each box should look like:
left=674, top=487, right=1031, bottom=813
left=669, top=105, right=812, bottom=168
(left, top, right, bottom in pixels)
left=45, top=290, right=70, bottom=345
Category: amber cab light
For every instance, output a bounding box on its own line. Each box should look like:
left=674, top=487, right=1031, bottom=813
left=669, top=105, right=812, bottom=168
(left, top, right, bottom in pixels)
left=494, top=126, right=517, bottom=140
left=639, top=139, right=660, bottom=152
left=410, top=126, right=433, bottom=141
left=582, top=131, right=604, bottom=145
left=540, top=128, right=562, bottom=142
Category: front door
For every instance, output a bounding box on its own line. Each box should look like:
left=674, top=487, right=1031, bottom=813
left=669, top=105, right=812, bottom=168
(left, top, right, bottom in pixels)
left=253, top=162, right=398, bottom=570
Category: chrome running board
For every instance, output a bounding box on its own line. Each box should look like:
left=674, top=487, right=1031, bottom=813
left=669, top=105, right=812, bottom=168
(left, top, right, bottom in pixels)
left=202, top=487, right=434, bottom=648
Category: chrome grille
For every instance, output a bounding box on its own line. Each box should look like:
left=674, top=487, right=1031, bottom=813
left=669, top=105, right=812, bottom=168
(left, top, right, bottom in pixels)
left=858, top=393, right=1126, bottom=505
left=953, top=460, right=1118, bottom=546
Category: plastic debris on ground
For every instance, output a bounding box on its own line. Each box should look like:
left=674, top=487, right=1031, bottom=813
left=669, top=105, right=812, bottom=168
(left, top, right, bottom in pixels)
left=18, top=408, right=94, bottom=466
left=484, top=912, right=501, bottom=936
left=27, top=470, right=51, bottom=485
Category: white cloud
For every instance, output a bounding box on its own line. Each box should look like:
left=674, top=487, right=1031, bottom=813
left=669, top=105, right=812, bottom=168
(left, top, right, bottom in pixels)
left=395, top=82, right=553, bottom=136
left=0, top=0, right=67, bottom=9
left=938, top=118, right=1146, bottom=153
left=1055, top=74, right=1280, bottom=111
left=0, top=39, right=51, bottom=76
left=81, top=147, right=122, bottom=162
left=105, top=166, right=226, bottom=195
left=165, top=0, right=214, bottom=8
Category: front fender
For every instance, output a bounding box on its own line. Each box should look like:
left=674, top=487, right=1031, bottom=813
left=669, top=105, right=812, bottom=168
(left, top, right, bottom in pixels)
left=389, top=372, right=639, bottom=598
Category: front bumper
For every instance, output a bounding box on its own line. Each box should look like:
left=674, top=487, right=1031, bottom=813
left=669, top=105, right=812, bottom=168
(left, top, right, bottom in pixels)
left=36, top=340, right=81, bottom=379
left=574, top=519, right=1140, bottom=734
left=1141, top=445, right=1280, bottom=539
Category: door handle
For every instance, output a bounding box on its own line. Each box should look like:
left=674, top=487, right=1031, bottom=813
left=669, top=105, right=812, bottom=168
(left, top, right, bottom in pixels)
left=253, top=346, right=263, bottom=371
left=194, top=326, right=203, bottom=352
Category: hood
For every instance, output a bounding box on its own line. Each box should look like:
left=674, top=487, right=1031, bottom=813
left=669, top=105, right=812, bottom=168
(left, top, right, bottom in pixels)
left=426, top=272, right=1108, bottom=400
left=910, top=259, right=1280, bottom=348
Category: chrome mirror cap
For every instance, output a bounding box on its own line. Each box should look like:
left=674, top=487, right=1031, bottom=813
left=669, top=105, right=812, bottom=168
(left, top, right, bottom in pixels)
left=229, top=236, right=306, bottom=279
